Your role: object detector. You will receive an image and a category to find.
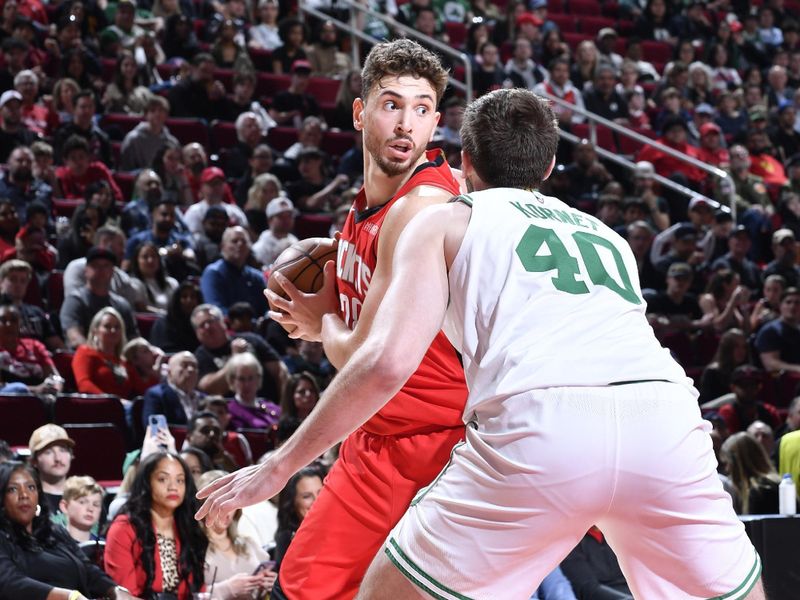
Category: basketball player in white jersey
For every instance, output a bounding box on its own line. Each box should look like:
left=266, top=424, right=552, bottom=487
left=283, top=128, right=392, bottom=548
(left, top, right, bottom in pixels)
left=197, top=88, right=764, bottom=599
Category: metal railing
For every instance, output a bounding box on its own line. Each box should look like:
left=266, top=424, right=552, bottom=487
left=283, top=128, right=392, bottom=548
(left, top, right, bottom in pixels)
left=297, top=0, right=473, bottom=103
left=537, top=90, right=738, bottom=221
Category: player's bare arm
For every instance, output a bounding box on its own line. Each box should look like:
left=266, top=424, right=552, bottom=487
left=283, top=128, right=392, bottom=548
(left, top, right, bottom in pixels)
left=197, top=207, right=459, bottom=527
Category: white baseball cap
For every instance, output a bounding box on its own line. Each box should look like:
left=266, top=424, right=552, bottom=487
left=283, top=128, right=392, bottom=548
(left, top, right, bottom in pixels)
left=0, top=90, right=22, bottom=108
left=267, top=197, right=295, bottom=219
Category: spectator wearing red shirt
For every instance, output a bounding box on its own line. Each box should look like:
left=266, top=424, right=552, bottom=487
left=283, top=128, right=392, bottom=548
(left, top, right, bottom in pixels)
left=637, top=116, right=705, bottom=187
left=696, top=122, right=730, bottom=169
left=56, top=135, right=123, bottom=202
left=14, top=70, right=48, bottom=135
left=72, top=306, right=150, bottom=399
left=0, top=225, right=56, bottom=274
left=717, top=365, right=782, bottom=434
left=0, top=303, right=62, bottom=395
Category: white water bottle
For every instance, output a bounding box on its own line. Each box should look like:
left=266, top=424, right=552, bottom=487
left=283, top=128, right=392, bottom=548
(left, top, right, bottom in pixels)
left=779, top=474, right=797, bottom=515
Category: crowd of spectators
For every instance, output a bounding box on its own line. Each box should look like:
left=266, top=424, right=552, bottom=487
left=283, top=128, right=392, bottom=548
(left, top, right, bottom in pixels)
left=0, top=0, right=800, bottom=596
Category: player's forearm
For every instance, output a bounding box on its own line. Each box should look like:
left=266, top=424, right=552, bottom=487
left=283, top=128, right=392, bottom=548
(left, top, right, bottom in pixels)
left=320, top=313, right=360, bottom=369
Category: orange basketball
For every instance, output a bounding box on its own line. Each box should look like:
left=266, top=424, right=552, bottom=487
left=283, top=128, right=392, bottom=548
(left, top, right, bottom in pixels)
left=267, top=237, right=338, bottom=332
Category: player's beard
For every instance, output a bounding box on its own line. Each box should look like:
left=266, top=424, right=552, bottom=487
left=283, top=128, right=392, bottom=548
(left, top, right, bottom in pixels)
left=364, top=128, right=426, bottom=178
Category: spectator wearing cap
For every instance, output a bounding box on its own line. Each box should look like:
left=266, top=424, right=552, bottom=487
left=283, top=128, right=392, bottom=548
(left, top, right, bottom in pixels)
left=101, top=0, right=145, bottom=50
left=269, top=59, right=320, bottom=128
left=56, top=135, right=123, bottom=202
left=182, top=142, right=235, bottom=205
left=0, top=89, right=38, bottom=164
left=654, top=223, right=705, bottom=291
left=52, top=90, right=111, bottom=166
left=646, top=262, right=708, bottom=335
left=28, top=424, right=75, bottom=514
left=167, top=53, right=227, bottom=121
left=626, top=161, right=670, bottom=231
left=0, top=260, right=64, bottom=351
left=688, top=100, right=715, bottom=141
left=253, top=197, right=299, bottom=268
left=201, top=225, right=269, bottom=316
left=718, top=366, right=782, bottom=434
left=755, top=287, right=800, bottom=375
left=583, top=64, right=629, bottom=125
left=119, top=95, right=179, bottom=172
left=769, top=103, right=800, bottom=163
left=533, top=58, right=585, bottom=126
left=225, top=112, right=269, bottom=180
left=696, top=122, right=730, bottom=169
left=595, top=28, right=623, bottom=74
left=0, top=146, right=52, bottom=223
left=286, top=147, right=349, bottom=212
left=183, top=167, right=248, bottom=235
left=1, top=225, right=56, bottom=276
left=763, top=229, right=800, bottom=288
left=711, top=225, right=762, bottom=292
left=637, top=117, right=705, bottom=187
left=563, top=140, right=612, bottom=208
left=705, top=206, right=734, bottom=264
left=193, top=205, right=229, bottom=268
left=60, top=246, right=139, bottom=348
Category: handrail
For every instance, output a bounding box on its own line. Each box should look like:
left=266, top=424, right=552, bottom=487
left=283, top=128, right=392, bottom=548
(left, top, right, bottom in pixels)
left=537, top=90, right=738, bottom=221
left=298, top=0, right=473, bottom=103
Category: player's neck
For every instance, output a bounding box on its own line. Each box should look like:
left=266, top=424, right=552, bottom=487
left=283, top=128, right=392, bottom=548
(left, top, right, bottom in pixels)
left=361, top=154, right=426, bottom=208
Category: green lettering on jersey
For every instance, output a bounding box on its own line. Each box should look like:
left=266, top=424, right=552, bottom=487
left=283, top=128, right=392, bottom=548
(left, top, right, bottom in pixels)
left=515, top=224, right=589, bottom=294
left=552, top=209, right=576, bottom=225
left=510, top=201, right=537, bottom=219
left=516, top=225, right=641, bottom=305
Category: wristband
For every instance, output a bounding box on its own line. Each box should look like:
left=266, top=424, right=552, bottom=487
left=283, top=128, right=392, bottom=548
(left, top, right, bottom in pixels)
left=69, top=591, right=81, bottom=600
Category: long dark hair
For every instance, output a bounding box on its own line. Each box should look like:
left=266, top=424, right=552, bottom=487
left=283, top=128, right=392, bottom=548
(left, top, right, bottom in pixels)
left=167, top=279, right=202, bottom=321
left=119, top=452, right=207, bottom=596
left=276, top=463, right=326, bottom=535
left=279, top=372, right=320, bottom=420
left=0, top=462, right=58, bottom=551
left=130, top=241, right=169, bottom=291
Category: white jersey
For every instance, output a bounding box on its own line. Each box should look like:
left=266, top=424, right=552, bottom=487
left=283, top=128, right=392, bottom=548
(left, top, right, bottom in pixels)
left=444, top=188, right=691, bottom=415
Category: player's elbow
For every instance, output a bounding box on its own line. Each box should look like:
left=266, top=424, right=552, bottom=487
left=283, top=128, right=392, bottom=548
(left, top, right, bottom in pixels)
left=367, top=346, right=420, bottom=393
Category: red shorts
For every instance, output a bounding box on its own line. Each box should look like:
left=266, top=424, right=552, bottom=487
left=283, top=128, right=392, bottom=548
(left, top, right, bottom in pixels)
left=276, top=425, right=464, bottom=599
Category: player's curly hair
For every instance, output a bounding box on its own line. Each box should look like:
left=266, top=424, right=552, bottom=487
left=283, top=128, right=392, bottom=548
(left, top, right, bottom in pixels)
left=361, top=39, right=449, bottom=104
left=461, top=88, right=559, bottom=190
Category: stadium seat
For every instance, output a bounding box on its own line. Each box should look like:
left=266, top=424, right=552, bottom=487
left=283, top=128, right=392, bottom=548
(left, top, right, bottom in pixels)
left=156, top=63, right=176, bottom=81
left=641, top=41, right=673, bottom=64
left=213, top=68, right=234, bottom=92
left=54, top=394, right=127, bottom=433
left=211, top=120, right=237, bottom=151
left=321, top=131, right=356, bottom=159
left=130, top=396, right=145, bottom=445
left=135, top=312, right=159, bottom=340
left=248, top=47, right=273, bottom=71
left=444, top=21, right=467, bottom=49
left=308, top=77, right=341, bottom=105
left=224, top=431, right=253, bottom=467
left=0, top=394, right=49, bottom=446
left=267, top=126, right=299, bottom=151
left=550, top=15, right=578, bottom=33
left=52, top=350, right=76, bottom=393
left=569, top=0, right=602, bottom=14
left=165, top=118, right=210, bottom=147
left=169, top=425, right=187, bottom=449
left=63, top=423, right=125, bottom=483
left=548, top=0, right=565, bottom=12
left=580, top=16, right=616, bottom=36
left=100, top=114, right=142, bottom=137
left=563, top=32, right=592, bottom=51
left=256, top=73, right=292, bottom=99
left=53, top=198, right=83, bottom=218
left=237, top=427, right=277, bottom=462
left=295, top=214, right=334, bottom=239
left=113, top=172, right=136, bottom=201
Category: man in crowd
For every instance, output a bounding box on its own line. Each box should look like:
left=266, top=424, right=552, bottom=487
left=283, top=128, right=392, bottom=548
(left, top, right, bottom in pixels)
left=193, top=206, right=228, bottom=268
left=755, top=287, right=800, bottom=374
left=119, top=96, right=179, bottom=172
left=168, top=53, right=228, bottom=121
left=710, top=225, right=763, bottom=292
left=55, top=135, right=122, bottom=202
left=183, top=167, right=248, bottom=234
left=60, top=246, right=139, bottom=348
left=0, top=260, right=64, bottom=350
left=124, top=196, right=196, bottom=275
left=269, top=60, right=321, bottom=127
left=29, top=424, right=75, bottom=515
left=142, top=352, right=205, bottom=427
left=53, top=90, right=111, bottom=165
left=646, top=262, right=708, bottom=335
left=0, top=146, right=52, bottom=222
left=225, top=112, right=268, bottom=180
left=184, top=411, right=239, bottom=472
left=583, top=64, right=629, bottom=123
left=0, top=90, right=38, bottom=163
left=718, top=366, right=782, bottom=433
left=252, top=197, right=298, bottom=268
left=306, top=20, right=352, bottom=78
left=763, top=228, right=800, bottom=289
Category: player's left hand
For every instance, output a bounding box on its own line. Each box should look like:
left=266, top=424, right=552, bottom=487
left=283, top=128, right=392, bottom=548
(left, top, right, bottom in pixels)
left=195, top=459, right=290, bottom=529
left=265, top=260, right=339, bottom=341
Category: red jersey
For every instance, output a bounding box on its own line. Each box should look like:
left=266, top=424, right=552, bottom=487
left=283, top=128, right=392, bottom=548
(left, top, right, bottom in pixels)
left=337, top=150, right=467, bottom=435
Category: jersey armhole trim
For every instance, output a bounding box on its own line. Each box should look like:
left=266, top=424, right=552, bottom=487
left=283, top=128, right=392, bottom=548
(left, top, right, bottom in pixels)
left=449, top=194, right=474, bottom=207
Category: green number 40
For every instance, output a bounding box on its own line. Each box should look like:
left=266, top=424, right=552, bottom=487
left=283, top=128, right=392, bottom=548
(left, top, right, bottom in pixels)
left=515, top=224, right=641, bottom=305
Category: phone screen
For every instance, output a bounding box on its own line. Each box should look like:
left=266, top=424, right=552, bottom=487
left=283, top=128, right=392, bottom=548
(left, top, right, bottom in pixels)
left=149, top=414, right=167, bottom=436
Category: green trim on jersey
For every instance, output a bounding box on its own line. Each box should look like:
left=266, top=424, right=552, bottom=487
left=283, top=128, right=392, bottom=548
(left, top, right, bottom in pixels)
left=450, top=194, right=474, bottom=207
left=385, top=538, right=476, bottom=600
left=707, top=549, right=761, bottom=600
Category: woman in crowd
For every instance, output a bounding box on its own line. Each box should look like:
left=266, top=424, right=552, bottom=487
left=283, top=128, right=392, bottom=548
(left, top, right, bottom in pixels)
left=56, top=203, right=103, bottom=269
left=274, top=464, right=325, bottom=571
left=248, top=0, right=282, bottom=51
left=212, top=19, right=247, bottom=68
left=686, top=61, right=713, bottom=108
left=540, top=29, right=570, bottom=69
left=128, top=242, right=179, bottom=314
left=106, top=452, right=207, bottom=599
left=225, top=353, right=281, bottom=431
left=0, top=461, right=137, bottom=599
left=0, top=303, right=62, bottom=395
left=698, top=328, right=749, bottom=403
left=162, top=14, right=200, bottom=61
left=151, top=142, right=194, bottom=209
left=87, top=179, right=122, bottom=229
left=699, top=269, right=752, bottom=334
left=570, top=40, right=598, bottom=92
left=101, top=50, right=152, bottom=115
left=707, top=43, right=743, bottom=94
left=271, top=18, right=307, bottom=74
left=47, top=77, right=80, bottom=134
left=180, top=447, right=213, bottom=485
left=198, top=470, right=276, bottom=599
left=62, top=47, right=103, bottom=94
left=330, top=69, right=361, bottom=131
left=72, top=307, right=151, bottom=399
left=150, top=280, right=203, bottom=353
left=633, top=0, right=675, bottom=45
left=720, top=432, right=783, bottom=515
left=278, top=371, right=320, bottom=424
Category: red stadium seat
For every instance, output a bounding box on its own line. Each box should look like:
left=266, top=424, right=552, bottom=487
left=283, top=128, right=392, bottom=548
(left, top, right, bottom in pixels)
left=53, top=198, right=83, bottom=218
left=113, top=172, right=136, bottom=202
left=444, top=21, right=467, bottom=49
left=0, top=395, right=48, bottom=446
left=169, top=425, right=187, bottom=449
left=248, top=47, right=273, bottom=71
left=307, top=77, right=341, bottom=105
left=548, top=0, right=565, bottom=13
left=165, top=117, right=210, bottom=147
left=569, top=0, right=602, bottom=14
left=63, top=423, right=125, bottom=483
left=266, top=126, right=299, bottom=151
left=295, top=214, right=334, bottom=239
left=135, top=312, right=158, bottom=340
left=224, top=431, right=253, bottom=467
left=580, top=16, right=615, bottom=36
left=563, top=32, right=592, bottom=51
left=52, top=350, right=76, bottom=393
left=617, top=133, right=647, bottom=155
left=211, top=120, right=237, bottom=151
left=571, top=123, right=616, bottom=152
left=237, top=427, right=277, bottom=462
left=55, top=394, right=127, bottom=433
left=100, top=114, right=142, bottom=136
left=256, top=73, right=292, bottom=100
left=321, top=131, right=356, bottom=159
left=100, top=58, right=116, bottom=82
left=156, top=64, right=177, bottom=81
left=550, top=15, right=578, bottom=33
left=130, top=397, right=145, bottom=445
left=213, top=68, right=234, bottom=92
left=641, top=40, right=673, bottom=64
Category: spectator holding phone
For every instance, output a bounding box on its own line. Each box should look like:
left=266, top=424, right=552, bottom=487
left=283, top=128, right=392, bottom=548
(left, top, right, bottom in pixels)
left=198, top=470, right=276, bottom=599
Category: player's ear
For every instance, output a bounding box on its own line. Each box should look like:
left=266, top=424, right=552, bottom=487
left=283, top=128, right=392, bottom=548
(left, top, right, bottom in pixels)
left=353, top=98, right=365, bottom=131
left=541, top=156, right=556, bottom=182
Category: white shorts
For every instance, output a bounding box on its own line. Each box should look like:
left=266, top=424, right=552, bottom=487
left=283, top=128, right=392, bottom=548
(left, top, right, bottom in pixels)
left=385, top=381, right=760, bottom=600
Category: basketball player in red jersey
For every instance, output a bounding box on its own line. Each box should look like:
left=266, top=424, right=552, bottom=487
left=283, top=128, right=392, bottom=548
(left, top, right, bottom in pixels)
left=196, top=40, right=469, bottom=599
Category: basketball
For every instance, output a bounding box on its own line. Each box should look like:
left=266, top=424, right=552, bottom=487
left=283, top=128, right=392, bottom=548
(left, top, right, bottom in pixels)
left=267, top=237, right=338, bottom=332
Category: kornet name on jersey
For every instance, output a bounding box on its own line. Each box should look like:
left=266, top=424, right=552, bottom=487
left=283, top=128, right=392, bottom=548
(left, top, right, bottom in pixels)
left=337, top=150, right=467, bottom=435
left=444, top=188, right=693, bottom=416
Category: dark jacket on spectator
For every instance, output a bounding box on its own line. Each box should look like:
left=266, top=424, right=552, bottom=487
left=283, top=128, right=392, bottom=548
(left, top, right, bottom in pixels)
left=560, top=528, right=633, bottom=600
